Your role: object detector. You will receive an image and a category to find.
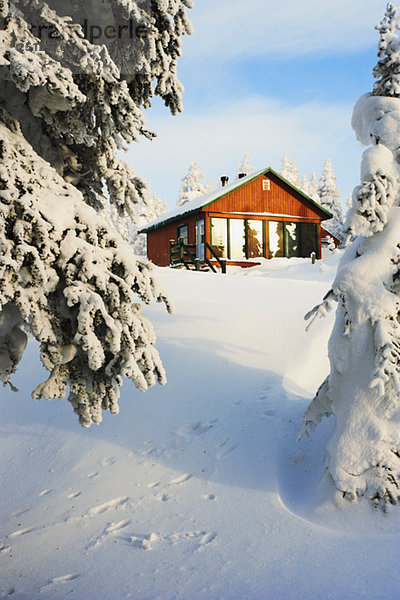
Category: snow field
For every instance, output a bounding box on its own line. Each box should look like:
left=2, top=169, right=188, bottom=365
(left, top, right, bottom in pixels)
left=0, top=255, right=399, bottom=599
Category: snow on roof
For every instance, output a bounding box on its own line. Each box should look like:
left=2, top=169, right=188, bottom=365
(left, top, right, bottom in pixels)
left=139, top=168, right=331, bottom=233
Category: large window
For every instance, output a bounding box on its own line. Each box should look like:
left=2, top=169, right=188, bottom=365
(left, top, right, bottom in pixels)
left=285, top=222, right=300, bottom=258
left=210, top=218, right=318, bottom=260
left=268, top=221, right=284, bottom=258
left=247, top=220, right=264, bottom=258
left=300, top=222, right=318, bottom=258
left=230, top=219, right=246, bottom=259
left=210, top=218, right=228, bottom=258
left=269, top=221, right=318, bottom=258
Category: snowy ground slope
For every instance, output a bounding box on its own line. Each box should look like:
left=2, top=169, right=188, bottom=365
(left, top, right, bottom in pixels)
left=1, top=254, right=399, bottom=600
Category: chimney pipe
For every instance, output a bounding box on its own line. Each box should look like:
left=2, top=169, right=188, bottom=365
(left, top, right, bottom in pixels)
left=221, top=176, right=229, bottom=187
left=238, top=172, right=246, bottom=179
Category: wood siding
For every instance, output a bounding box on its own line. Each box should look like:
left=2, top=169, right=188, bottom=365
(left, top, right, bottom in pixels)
left=147, top=212, right=200, bottom=266
left=145, top=170, right=329, bottom=265
left=204, top=172, right=326, bottom=220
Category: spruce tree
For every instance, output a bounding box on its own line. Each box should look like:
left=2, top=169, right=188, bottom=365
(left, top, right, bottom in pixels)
left=177, top=160, right=210, bottom=207
left=308, top=172, right=320, bottom=203
left=0, top=0, right=192, bottom=426
left=300, top=174, right=310, bottom=196
left=300, top=3, right=400, bottom=507
left=373, top=2, right=400, bottom=97
left=281, top=153, right=300, bottom=189
left=237, top=152, right=254, bottom=178
left=318, top=158, right=343, bottom=238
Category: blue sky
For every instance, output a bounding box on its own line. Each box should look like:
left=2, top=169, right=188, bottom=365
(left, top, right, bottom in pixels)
left=125, top=0, right=387, bottom=210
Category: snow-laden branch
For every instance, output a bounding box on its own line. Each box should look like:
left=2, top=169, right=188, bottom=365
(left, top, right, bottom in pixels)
left=0, top=109, right=173, bottom=426
left=304, top=289, right=338, bottom=332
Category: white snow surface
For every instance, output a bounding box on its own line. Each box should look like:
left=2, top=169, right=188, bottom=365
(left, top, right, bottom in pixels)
left=1, top=254, right=399, bottom=600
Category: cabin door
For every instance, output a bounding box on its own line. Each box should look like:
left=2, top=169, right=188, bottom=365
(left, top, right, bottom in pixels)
left=195, top=219, right=205, bottom=260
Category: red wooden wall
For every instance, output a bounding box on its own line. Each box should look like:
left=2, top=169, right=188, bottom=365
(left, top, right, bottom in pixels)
left=147, top=212, right=200, bottom=266
left=206, top=172, right=326, bottom=219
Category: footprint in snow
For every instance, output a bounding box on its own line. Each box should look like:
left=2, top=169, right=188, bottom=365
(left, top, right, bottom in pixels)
left=39, top=489, right=53, bottom=497
left=147, top=481, right=160, bottom=489
left=130, top=533, right=158, bottom=551
left=179, top=419, right=218, bottom=437
left=168, top=473, right=192, bottom=485
left=8, top=527, right=35, bottom=538
left=41, top=574, right=80, bottom=592
left=263, top=409, right=277, bottom=417
left=156, top=493, right=169, bottom=502
left=87, top=496, right=129, bottom=517
left=51, top=574, right=80, bottom=584
left=67, top=491, right=81, bottom=499
left=168, top=530, right=217, bottom=551
left=86, top=520, right=131, bottom=550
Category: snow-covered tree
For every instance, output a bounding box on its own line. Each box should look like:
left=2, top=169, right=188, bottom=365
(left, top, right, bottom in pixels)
left=130, top=188, right=168, bottom=256
left=318, top=158, right=343, bottom=238
left=281, top=153, right=300, bottom=189
left=300, top=4, right=400, bottom=507
left=373, top=2, right=400, bottom=97
left=300, top=174, right=310, bottom=196
left=308, top=172, right=320, bottom=203
left=318, top=158, right=342, bottom=219
left=236, top=152, right=254, bottom=178
left=102, top=182, right=167, bottom=257
left=177, top=160, right=211, bottom=207
left=0, top=0, right=192, bottom=426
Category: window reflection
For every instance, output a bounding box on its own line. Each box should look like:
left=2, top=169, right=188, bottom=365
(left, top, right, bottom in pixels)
left=286, top=222, right=299, bottom=258
left=268, top=221, right=284, bottom=257
left=210, top=218, right=227, bottom=258
left=230, top=219, right=246, bottom=259
left=300, top=223, right=318, bottom=258
left=177, top=224, right=188, bottom=244
left=247, top=220, right=263, bottom=258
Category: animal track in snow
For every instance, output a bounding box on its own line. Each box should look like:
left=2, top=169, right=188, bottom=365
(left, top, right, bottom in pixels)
left=128, top=530, right=217, bottom=552
left=147, top=481, right=160, bottom=489
left=39, top=489, right=53, bottom=496
left=198, top=532, right=217, bottom=548
left=156, top=492, right=170, bottom=502
left=263, top=409, right=277, bottom=417
left=179, top=419, right=218, bottom=436
left=86, top=472, right=99, bottom=479
left=87, top=496, right=129, bottom=517
left=216, top=442, right=238, bottom=459
left=130, top=533, right=158, bottom=551
left=168, top=473, right=192, bottom=485
left=8, top=527, right=35, bottom=538
left=202, top=494, right=216, bottom=501
left=41, top=573, right=80, bottom=592
left=51, top=574, right=80, bottom=584
left=87, top=520, right=131, bottom=550
left=12, top=508, right=30, bottom=517
left=67, top=491, right=81, bottom=499
left=168, top=530, right=218, bottom=551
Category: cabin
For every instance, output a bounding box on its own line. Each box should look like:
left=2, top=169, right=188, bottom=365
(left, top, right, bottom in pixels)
left=140, top=167, right=333, bottom=270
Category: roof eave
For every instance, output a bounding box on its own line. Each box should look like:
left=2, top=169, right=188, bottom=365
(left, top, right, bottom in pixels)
left=139, top=167, right=333, bottom=232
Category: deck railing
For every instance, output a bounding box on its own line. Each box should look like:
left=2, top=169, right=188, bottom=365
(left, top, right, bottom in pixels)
left=169, top=238, right=226, bottom=273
